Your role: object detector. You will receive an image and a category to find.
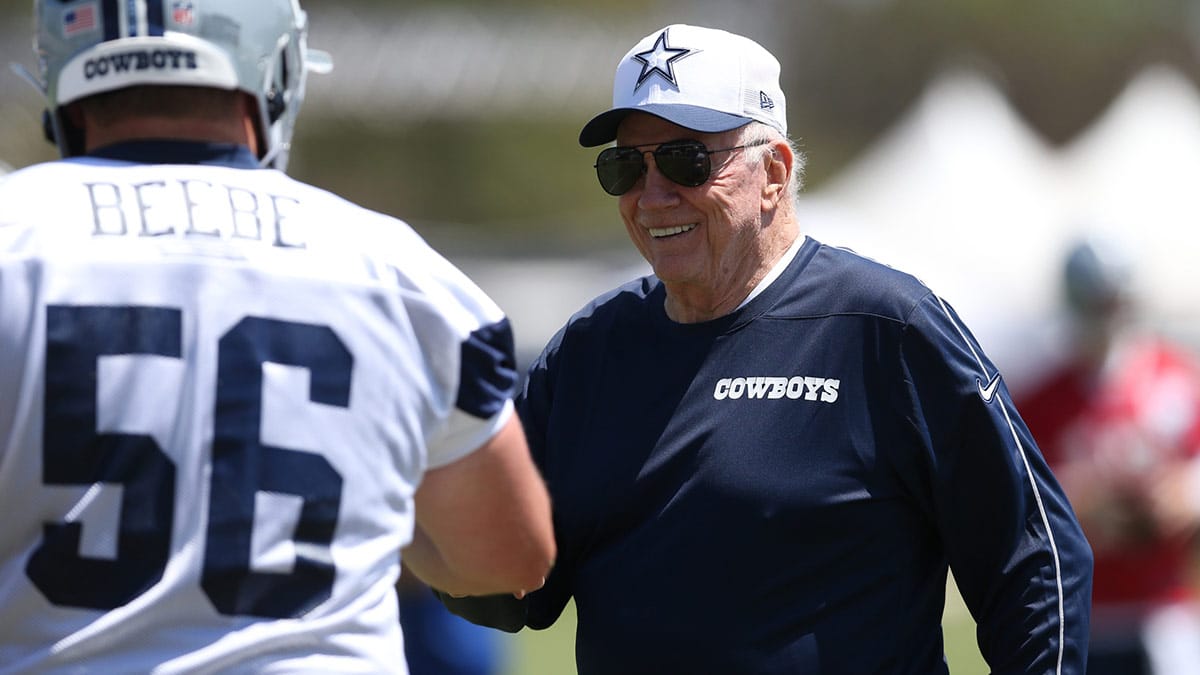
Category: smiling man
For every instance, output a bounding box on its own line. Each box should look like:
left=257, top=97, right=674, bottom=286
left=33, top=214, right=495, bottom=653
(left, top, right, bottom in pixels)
left=439, top=23, right=1093, bottom=674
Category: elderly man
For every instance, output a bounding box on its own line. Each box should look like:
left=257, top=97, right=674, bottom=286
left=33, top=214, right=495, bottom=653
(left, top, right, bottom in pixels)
left=442, top=23, right=1092, bottom=674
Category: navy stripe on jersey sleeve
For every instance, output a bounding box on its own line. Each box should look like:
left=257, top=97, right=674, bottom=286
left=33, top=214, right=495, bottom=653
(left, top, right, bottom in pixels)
left=456, top=318, right=518, bottom=419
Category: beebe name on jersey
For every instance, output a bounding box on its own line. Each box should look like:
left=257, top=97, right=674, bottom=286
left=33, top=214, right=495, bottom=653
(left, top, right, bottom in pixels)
left=83, top=178, right=307, bottom=249
left=712, top=376, right=841, bottom=403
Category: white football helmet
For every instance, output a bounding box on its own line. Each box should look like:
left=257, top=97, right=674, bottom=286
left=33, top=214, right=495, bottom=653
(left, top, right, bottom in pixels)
left=30, top=0, right=331, bottom=169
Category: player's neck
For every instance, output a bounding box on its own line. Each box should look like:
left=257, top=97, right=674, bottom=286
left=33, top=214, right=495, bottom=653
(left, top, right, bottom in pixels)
left=83, top=114, right=258, bottom=156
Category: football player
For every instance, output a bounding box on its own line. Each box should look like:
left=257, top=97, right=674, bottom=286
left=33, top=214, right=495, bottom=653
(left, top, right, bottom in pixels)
left=0, top=1, right=554, bottom=671
left=1020, top=237, right=1200, bottom=675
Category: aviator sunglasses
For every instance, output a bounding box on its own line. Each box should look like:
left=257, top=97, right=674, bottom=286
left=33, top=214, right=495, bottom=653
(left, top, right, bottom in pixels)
left=594, top=138, right=771, bottom=196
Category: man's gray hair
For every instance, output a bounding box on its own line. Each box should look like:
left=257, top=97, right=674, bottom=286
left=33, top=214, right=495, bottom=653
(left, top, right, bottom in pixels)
left=740, top=122, right=805, bottom=209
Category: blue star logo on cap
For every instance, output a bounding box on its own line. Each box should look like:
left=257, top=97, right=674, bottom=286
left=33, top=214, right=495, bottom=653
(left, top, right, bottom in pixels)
left=632, top=29, right=694, bottom=91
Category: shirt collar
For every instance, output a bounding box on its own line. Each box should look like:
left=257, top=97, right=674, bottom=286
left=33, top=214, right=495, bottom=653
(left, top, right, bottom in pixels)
left=735, top=234, right=806, bottom=311
left=86, top=140, right=260, bottom=169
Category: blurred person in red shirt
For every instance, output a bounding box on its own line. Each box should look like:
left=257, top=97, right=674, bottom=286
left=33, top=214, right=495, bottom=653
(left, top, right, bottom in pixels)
left=1019, top=235, right=1200, bottom=675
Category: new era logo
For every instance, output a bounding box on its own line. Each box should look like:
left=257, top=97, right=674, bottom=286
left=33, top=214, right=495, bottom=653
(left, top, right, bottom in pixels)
left=759, top=91, right=775, bottom=110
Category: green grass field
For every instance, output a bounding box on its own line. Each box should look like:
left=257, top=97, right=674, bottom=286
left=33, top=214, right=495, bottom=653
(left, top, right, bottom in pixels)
left=498, top=579, right=987, bottom=674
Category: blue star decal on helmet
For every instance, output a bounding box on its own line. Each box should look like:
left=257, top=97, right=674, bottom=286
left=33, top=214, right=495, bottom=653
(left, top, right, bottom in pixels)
left=632, top=29, right=694, bottom=91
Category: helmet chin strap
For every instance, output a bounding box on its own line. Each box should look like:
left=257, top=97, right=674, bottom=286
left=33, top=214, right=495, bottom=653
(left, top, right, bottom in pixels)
left=258, top=140, right=287, bottom=169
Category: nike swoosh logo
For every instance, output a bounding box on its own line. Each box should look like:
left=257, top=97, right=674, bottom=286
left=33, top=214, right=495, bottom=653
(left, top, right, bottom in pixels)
left=977, top=372, right=1001, bottom=403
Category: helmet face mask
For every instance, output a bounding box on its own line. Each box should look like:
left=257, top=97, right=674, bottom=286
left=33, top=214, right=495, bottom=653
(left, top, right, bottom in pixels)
left=33, top=0, right=329, bottom=170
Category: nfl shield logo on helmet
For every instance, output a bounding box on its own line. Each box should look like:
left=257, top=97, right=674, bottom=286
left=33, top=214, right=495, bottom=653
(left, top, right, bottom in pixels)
left=172, top=1, right=195, bottom=26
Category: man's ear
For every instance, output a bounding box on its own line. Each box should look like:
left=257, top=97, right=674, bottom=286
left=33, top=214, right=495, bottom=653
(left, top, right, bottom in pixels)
left=761, top=141, right=792, bottom=210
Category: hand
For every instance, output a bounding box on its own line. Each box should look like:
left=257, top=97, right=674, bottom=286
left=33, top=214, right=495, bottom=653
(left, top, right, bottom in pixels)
left=1147, top=462, right=1200, bottom=540
left=1057, top=457, right=1158, bottom=552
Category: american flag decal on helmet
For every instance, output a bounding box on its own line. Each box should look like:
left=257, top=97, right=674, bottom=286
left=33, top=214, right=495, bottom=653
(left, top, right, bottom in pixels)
left=62, top=2, right=98, bottom=37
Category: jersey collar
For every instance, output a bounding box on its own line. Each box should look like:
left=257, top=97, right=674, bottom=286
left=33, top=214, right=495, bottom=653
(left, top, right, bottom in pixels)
left=86, top=140, right=260, bottom=169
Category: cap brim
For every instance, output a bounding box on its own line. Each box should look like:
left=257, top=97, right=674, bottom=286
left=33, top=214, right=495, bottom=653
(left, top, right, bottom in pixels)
left=578, top=104, right=753, bottom=147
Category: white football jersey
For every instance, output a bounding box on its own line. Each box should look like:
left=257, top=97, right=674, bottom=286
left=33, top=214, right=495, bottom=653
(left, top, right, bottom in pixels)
left=0, top=145, right=517, bottom=673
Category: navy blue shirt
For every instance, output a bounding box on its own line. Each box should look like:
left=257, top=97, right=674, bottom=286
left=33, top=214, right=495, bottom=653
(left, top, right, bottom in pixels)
left=447, top=237, right=1091, bottom=674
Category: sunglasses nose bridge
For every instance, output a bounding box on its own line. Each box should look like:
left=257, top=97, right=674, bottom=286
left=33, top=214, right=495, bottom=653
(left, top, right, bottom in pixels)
left=640, top=148, right=667, bottom=180
left=640, top=150, right=690, bottom=198
left=618, top=149, right=672, bottom=194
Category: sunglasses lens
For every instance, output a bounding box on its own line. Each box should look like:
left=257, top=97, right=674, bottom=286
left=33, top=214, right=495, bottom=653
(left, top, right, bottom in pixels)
left=595, top=141, right=714, bottom=195
left=596, top=147, right=644, bottom=196
left=654, top=142, right=710, bottom=187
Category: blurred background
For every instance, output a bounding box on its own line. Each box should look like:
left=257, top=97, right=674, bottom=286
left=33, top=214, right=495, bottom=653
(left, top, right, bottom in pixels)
left=5, top=0, right=1200, bottom=672
left=4, top=0, right=1199, bottom=370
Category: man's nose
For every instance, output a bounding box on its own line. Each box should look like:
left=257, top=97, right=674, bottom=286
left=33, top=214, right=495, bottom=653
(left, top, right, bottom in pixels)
left=637, top=152, right=681, bottom=206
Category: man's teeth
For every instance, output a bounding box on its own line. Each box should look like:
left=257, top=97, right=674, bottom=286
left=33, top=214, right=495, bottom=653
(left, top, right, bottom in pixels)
left=649, top=224, right=698, bottom=238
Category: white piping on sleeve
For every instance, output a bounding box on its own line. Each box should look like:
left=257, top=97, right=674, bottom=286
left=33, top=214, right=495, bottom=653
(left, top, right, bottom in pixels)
left=933, top=295, right=1068, bottom=675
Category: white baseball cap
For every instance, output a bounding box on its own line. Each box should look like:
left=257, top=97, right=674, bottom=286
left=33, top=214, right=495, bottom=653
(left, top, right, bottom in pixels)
left=579, top=24, right=788, bottom=147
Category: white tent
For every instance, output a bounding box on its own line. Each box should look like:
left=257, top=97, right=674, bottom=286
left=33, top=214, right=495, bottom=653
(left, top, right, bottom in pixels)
left=1056, top=65, right=1200, bottom=348
left=800, top=68, right=1070, bottom=387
